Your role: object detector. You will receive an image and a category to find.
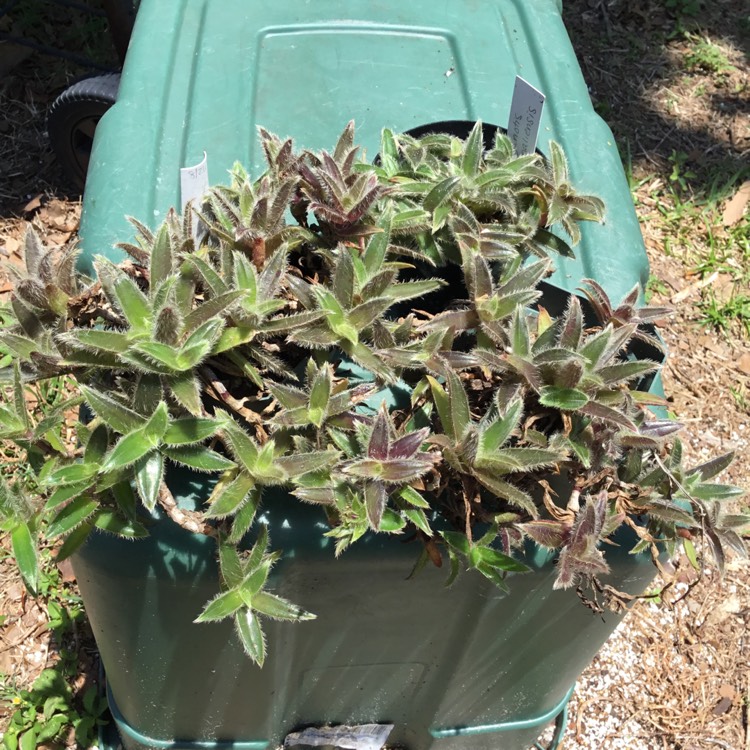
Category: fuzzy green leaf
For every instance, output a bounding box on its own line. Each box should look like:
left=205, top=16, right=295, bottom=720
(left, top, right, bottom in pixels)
left=195, top=588, right=245, bottom=622
left=473, top=545, right=530, bottom=573
left=113, top=276, right=151, bottom=331
left=45, top=481, right=93, bottom=511
left=183, top=291, right=244, bottom=335
left=397, top=485, right=430, bottom=509
left=446, top=369, right=471, bottom=441
left=251, top=591, right=316, bottom=621
left=163, top=417, right=219, bottom=446
left=235, top=609, right=266, bottom=666
left=424, top=176, right=461, bottom=212
left=539, top=386, right=589, bottom=411
left=11, top=522, right=38, bottom=594
left=100, top=431, right=156, bottom=473
left=134, top=452, right=164, bottom=511
left=94, top=510, right=148, bottom=538
left=166, top=373, right=203, bottom=415
left=403, top=507, right=432, bottom=536
left=461, top=121, right=484, bottom=177
left=480, top=398, right=523, bottom=455
left=308, top=365, right=332, bottom=427
left=363, top=219, right=391, bottom=276
left=427, top=375, right=453, bottom=440
left=205, top=472, right=256, bottom=518
left=219, top=541, right=244, bottom=587
left=46, top=496, right=99, bottom=539
left=80, top=386, right=146, bottom=434
left=472, top=471, right=538, bottom=517
left=149, top=224, right=173, bottom=288
left=55, top=522, right=94, bottom=563
left=228, top=489, right=262, bottom=543
left=48, top=463, right=99, bottom=485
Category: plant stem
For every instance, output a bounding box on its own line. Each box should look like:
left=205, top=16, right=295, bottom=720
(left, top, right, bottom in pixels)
left=158, top=482, right=217, bottom=538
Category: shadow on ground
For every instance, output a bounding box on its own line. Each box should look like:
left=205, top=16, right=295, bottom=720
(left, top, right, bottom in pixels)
left=563, top=0, right=749, bottom=197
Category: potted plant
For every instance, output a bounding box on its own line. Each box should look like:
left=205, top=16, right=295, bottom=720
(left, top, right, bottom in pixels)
left=1, top=122, right=746, bottom=750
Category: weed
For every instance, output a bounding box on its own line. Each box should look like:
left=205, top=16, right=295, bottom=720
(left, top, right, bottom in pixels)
left=668, top=150, right=698, bottom=195
left=730, top=385, right=749, bottom=413
left=0, top=549, right=106, bottom=750
left=699, top=291, right=750, bottom=337
left=646, top=275, right=670, bottom=302
left=684, top=37, right=734, bottom=75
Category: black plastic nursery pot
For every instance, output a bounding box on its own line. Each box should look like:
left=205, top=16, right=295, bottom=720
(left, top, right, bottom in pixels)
left=71, top=1, right=662, bottom=749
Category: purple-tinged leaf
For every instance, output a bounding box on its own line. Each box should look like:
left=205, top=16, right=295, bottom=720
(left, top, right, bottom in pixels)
left=639, top=419, right=684, bottom=439
left=520, top=520, right=570, bottom=549
left=597, top=360, right=658, bottom=385
left=365, top=481, right=387, bottom=530
left=578, top=401, right=637, bottom=431
left=578, top=278, right=612, bottom=324
left=389, top=428, right=430, bottom=459
left=292, top=486, right=336, bottom=505
left=275, top=450, right=340, bottom=477
left=559, top=295, right=583, bottom=349
left=687, top=452, right=735, bottom=481
left=472, top=470, right=538, bottom=518
left=368, top=404, right=391, bottom=460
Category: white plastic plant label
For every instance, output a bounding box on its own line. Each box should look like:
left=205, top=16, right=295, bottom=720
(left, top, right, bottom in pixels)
left=283, top=723, right=394, bottom=750
left=507, top=77, right=546, bottom=155
left=180, top=152, right=209, bottom=211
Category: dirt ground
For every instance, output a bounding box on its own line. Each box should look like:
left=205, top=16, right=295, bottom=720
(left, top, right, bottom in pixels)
left=0, top=1, right=748, bottom=748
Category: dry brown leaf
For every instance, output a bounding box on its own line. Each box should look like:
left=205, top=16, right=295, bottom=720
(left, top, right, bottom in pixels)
left=737, top=353, right=750, bottom=377
left=2, top=237, right=20, bottom=255
left=22, top=194, right=42, bottom=214
left=722, top=180, right=750, bottom=227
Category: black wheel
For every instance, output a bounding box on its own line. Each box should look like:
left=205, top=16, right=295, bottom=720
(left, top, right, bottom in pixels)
left=48, top=73, right=121, bottom=190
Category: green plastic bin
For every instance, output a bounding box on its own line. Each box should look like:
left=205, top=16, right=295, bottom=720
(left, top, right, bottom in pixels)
left=73, top=1, right=656, bottom=748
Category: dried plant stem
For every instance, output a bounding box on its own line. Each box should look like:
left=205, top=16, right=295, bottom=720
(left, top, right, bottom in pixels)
left=200, top=366, right=269, bottom=442
left=252, top=236, right=266, bottom=271
left=158, top=482, right=217, bottom=538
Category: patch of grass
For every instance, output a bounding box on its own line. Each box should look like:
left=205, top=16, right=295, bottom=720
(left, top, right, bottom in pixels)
left=730, top=384, right=750, bottom=413
left=684, top=36, right=735, bottom=74
left=698, top=291, right=750, bottom=336
left=638, top=154, right=750, bottom=335
left=0, top=550, right=107, bottom=750
left=646, top=274, right=670, bottom=302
